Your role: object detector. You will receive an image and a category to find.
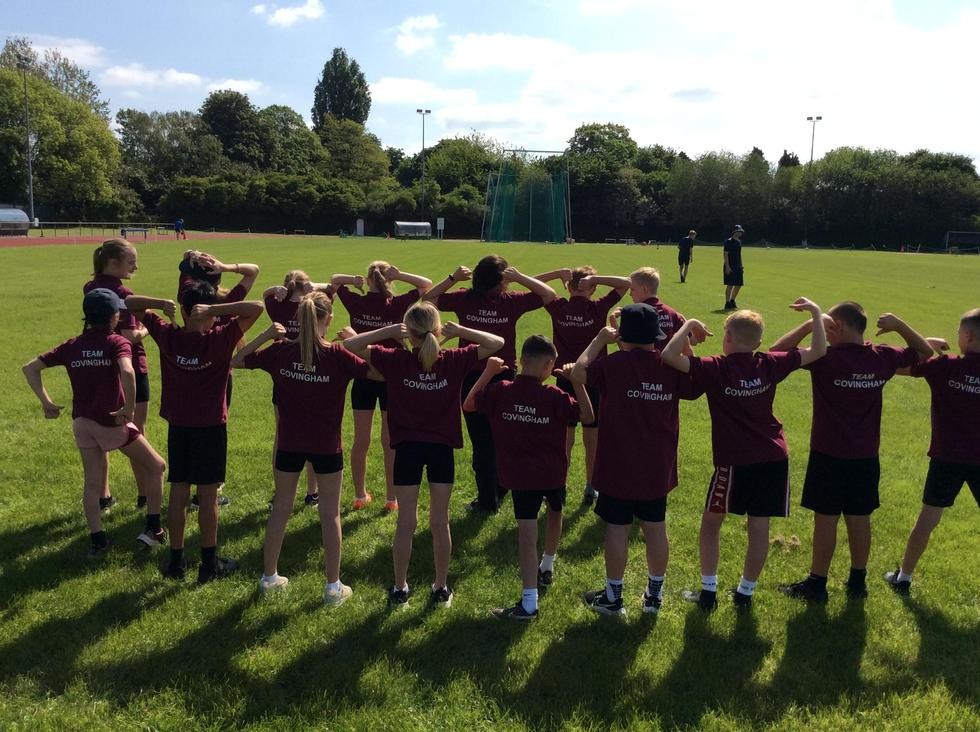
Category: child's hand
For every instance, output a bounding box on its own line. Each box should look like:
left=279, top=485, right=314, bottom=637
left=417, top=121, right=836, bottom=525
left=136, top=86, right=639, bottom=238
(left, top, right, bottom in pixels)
left=501, top=266, right=520, bottom=283
left=555, top=268, right=572, bottom=284
left=577, top=275, right=595, bottom=290
left=686, top=319, right=714, bottom=343
left=336, top=326, right=357, bottom=341
left=269, top=285, right=288, bottom=301
left=597, top=326, right=620, bottom=345
left=927, top=337, right=949, bottom=352
left=109, top=405, right=134, bottom=425
left=41, top=400, right=63, bottom=419
left=790, top=297, right=820, bottom=315
left=608, top=308, right=621, bottom=330
left=452, top=266, right=471, bottom=282
left=553, top=362, right=575, bottom=380
left=267, top=322, right=287, bottom=339
left=441, top=321, right=460, bottom=339
left=160, top=300, right=177, bottom=319
left=190, top=304, right=212, bottom=318
left=384, top=265, right=401, bottom=281
left=875, top=313, right=902, bottom=335
left=299, top=280, right=314, bottom=295
left=484, top=356, right=506, bottom=375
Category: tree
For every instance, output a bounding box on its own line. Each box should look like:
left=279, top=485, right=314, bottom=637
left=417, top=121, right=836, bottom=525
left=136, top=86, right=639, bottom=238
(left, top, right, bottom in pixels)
left=316, top=115, right=389, bottom=188
left=778, top=149, right=801, bottom=167
left=257, top=104, right=326, bottom=175
left=385, top=146, right=405, bottom=174
left=311, top=48, right=370, bottom=130
left=200, top=90, right=264, bottom=168
left=1, top=36, right=111, bottom=121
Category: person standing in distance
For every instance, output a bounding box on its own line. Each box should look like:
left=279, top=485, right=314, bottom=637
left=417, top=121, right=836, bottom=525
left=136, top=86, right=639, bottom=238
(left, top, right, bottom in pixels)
left=678, top=230, right=696, bottom=283
left=723, top=225, right=745, bottom=310
left=175, top=218, right=186, bottom=240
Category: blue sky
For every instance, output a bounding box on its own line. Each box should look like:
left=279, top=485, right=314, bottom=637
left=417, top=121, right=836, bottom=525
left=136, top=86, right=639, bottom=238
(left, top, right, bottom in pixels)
left=6, top=0, right=979, bottom=166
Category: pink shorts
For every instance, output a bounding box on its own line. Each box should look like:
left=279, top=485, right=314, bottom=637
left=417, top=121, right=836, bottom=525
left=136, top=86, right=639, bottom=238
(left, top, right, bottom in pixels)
left=72, top=417, right=140, bottom=452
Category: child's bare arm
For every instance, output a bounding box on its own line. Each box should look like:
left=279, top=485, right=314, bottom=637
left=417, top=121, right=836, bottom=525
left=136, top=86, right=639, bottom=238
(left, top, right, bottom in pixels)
left=570, top=327, right=618, bottom=383
left=502, top=267, right=556, bottom=305
left=342, top=324, right=405, bottom=356
left=442, top=322, right=504, bottom=360
left=231, top=322, right=286, bottom=368
left=423, top=266, right=471, bottom=302
left=22, top=358, right=62, bottom=419
left=662, top=320, right=711, bottom=373
left=386, top=266, right=432, bottom=295
left=192, top=301, right=264, bottom=332
left=876, top=313, right=934, bottom=362
left=572, top=381, right=595, bottom=425
left=791, top=298, right=826, bottom=366
left=462, top=357, right=505, bottom=412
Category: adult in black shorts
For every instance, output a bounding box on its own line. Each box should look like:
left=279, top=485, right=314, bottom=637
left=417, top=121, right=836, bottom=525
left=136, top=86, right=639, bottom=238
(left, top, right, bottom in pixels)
left=723, top=225, right=744, bottom=310
left=678, top=229, right=696, bottom=283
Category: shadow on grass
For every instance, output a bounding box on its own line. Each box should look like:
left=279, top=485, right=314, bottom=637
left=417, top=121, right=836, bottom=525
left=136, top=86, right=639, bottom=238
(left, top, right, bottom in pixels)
left=906, top=598, right=980, bottom=705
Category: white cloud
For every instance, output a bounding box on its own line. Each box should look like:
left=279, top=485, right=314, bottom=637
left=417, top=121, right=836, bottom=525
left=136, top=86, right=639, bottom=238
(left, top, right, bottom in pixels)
left=371, top=77, right=477, bottom=107
left=444, top=33, right=575, bottom=71
left=26, top=34, right=108, bottom=68
left=577, top=0, right=651, bottom=15
left=266, top=0, right=324, bottom=27
left=251, top=4, right=266, bottom=14
left=101, top=63, right=203, bottom=89
left=395, top=14, right=442, bottom=55
left=207, top=78, right=264, bottom=93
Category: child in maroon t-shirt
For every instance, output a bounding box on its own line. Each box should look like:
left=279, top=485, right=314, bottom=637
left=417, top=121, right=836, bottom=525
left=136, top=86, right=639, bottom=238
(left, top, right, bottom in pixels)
left=662, top=299, right=827, bottom=610
left=629, top=267, right=686, bottom=351
left=571, top=303, right=704, bottom=617
left=23, top=289, right=167, bottom=558
left=886, top=308, right=980, bottom=595
left=332, top=261, right=432, bottom=512
left=127, top=283, right=263, bottom=585
left=463, top=336, right=593, bottom=621
left=769, top=301, right=932, bottom=602
left=342, top=302, right=504, bottom=609
left=535, top=266, right=629, bottom=506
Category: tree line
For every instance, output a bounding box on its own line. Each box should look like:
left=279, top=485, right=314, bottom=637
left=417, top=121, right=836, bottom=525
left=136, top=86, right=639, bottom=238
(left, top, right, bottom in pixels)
left=1, top=39, right=977, bottom=246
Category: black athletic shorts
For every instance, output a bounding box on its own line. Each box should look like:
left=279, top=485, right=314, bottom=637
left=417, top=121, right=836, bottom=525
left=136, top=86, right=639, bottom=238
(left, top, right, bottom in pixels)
left=705, top=459, right=790, bottom=517
left=275, top=450, right=343, bottom=475
left=135, top=372, right=150, bottom=404
left=595, top=492, right=667, bottom=525
left=167, top=424, right=227, bottom=486
left=723, top=268, right=744, bottom=287
left=555, top=376, right=599, bottom=427
left=922, top=458, right=980, bottom=508
left=678, top=251, right=692, bottom=265
left=801, top=451, right=880, bottom=516
left=511, top=487, right=566, bottom=520
left=393, top=441, right=454, bottom=486
left=351, top=377, right=387, bottom=411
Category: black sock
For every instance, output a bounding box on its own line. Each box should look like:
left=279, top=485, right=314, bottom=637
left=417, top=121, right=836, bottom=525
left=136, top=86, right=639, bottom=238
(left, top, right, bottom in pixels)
left=201, top=545, right=217, bottom=569
left=848, top=568, right=867, bottom=586
left=146, top=513, right=161, bottom=532
left=807, top=573, right=828, bottom=588
left=90, top=530, right=108, bottom=547
left=170, top=548, right=184, bottom=566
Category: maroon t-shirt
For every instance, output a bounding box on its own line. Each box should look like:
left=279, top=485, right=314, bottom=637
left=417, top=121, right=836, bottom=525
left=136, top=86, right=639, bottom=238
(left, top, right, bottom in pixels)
left=475, top=375, right=579, bottom=491
left=545, top=289, right=624, bottom=365
left=264, top=296, right=301, bottom=339
left=370, top=344, right=480, bottom=448
left=337, top=286, right=419, bottom=349
left=84, top=274, right=147, bottom=375
left=436, top=289, right=544, bottom=369
left=643, top=297, right=686, bottom=352
left=587, top=349, right=703, bottom=500
left=242, top=340, right=369, bottom=453
left=910, top=352, right=980, bottom=465
left=803, top=342, right=917, bottom=459
left=142, top=312, right=243, bottom=427
left=39, top=329, right=132, bottom=427
left=689, top=350, right=803, bottom=467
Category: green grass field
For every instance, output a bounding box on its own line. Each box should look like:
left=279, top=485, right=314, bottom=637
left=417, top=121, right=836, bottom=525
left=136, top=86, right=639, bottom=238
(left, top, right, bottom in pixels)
left=1, top=237, right=978, bottom=731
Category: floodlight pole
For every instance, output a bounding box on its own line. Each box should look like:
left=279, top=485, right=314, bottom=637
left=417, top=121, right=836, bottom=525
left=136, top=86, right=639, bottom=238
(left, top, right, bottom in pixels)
left=16, top=54, right=35, bottom=222
left=803, top=115, right=822, bottom=247
left=416, top=109, right=431, bottom=222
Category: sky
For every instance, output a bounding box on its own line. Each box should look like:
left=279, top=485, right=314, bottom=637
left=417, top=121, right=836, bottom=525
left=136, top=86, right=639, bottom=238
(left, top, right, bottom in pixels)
left=5, top=0, right=979, bottom=167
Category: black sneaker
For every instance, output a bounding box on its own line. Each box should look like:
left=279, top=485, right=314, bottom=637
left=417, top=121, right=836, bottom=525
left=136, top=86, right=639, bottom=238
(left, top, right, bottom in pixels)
left=388, top=586, right=411, bottom=608
left=492, top=601, right=538, bottom=621
left=845, top=580, right=869, bottom=599
left=465, top=499, right=497, bottom=515
left=583, top=588, right=625, bottom=617
left=137, top=528, right=167, bottom=547
left=779, top=578, right=828, bottom=604
left=730, top=589, right=753, bottom=610
left=197, top=556, right=239, bottom=585
left=87, top=539, right=111, bottom=559
left=642, top=590, right=663, bottom=614
left=581, top=485, right=598, bottom=507
left=537, top=568, right=553, bottom=588
left=430, top=585, right=454, bottom=608
left=99, top=495, right=117, bottom=512
left=164, top=559, right=187, bottom=580
left=682, top=588, right=718, bottom=611
left=304, top=493, right=319, bottom=507
left=135, top=495, right=148, bottom=510
left=884, top=568, right=911, bottom=596
left=730, top=300, right=738, bottom=310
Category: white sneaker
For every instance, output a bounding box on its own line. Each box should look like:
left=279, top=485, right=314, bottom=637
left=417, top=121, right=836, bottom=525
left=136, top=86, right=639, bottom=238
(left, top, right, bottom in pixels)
left=259, top=575, right=289, bottom=594
left=324, top=582, right=353, bottom=607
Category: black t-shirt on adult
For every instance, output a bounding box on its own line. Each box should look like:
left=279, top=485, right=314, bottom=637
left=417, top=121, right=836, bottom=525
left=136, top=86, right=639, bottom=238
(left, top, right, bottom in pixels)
left=724, top=237, right=743, bottom=270
left=679, top=236, right=695, bottom=257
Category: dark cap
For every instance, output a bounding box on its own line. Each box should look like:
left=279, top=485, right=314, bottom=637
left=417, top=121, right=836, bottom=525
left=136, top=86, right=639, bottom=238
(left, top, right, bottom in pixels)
left=619, top=303, right=665, bottom=345
left=733, top=224, right=744, bottom=232
left=83, top=288, right=124, bottom=320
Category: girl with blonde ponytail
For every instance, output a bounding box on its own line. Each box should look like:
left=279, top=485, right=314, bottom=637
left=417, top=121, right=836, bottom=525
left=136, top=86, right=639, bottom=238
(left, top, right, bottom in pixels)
left=232, top=291, right=370, bottom=604
left=342, top=302, right=503, bottom=608
left=331, top=262, right=432, bottom=512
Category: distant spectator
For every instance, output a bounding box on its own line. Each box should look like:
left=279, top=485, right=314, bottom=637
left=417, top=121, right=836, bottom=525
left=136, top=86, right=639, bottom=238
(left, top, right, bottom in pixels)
left=175, top=218, right=187, bottom=240
left=723, top=225, right=745, bottom=310
left=678, top=229, right=696, bottom=283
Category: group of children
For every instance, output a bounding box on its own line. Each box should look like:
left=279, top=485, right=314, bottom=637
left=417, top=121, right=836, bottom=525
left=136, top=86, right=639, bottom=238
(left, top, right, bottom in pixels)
left=24, top=238, right=979, bottom=618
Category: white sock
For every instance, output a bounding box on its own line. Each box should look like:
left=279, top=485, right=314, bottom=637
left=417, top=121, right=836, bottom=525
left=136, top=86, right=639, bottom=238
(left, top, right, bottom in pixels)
left=521, top=588, right=538, bottom=613
left=326, top=580, right=342, bottom=593
left=897, top=570, right=913, bottom=583
left=737, top=577, right=757, bottom=596
left=605, top=578, right=623, bottom=602
left=394, top=583, right=409, bottom=593
left=647, top=574, right=665, bottom=599
left=539, top=553, right=556, bottom=572
left=701, top=574, right=718, bottom=592
left=262, top=573, right=279, bottom=584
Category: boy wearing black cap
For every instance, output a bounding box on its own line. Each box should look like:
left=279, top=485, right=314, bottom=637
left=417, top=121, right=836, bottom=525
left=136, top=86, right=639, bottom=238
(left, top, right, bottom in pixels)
left=723, top=225, right=745, bottom=310
left=570, top=303, right=704, bottom=616
left=662, top=300, right=826, bottom=610
left=23, top=289, right=168, bottom=558
left=464, top=336, right=593, bottom=620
